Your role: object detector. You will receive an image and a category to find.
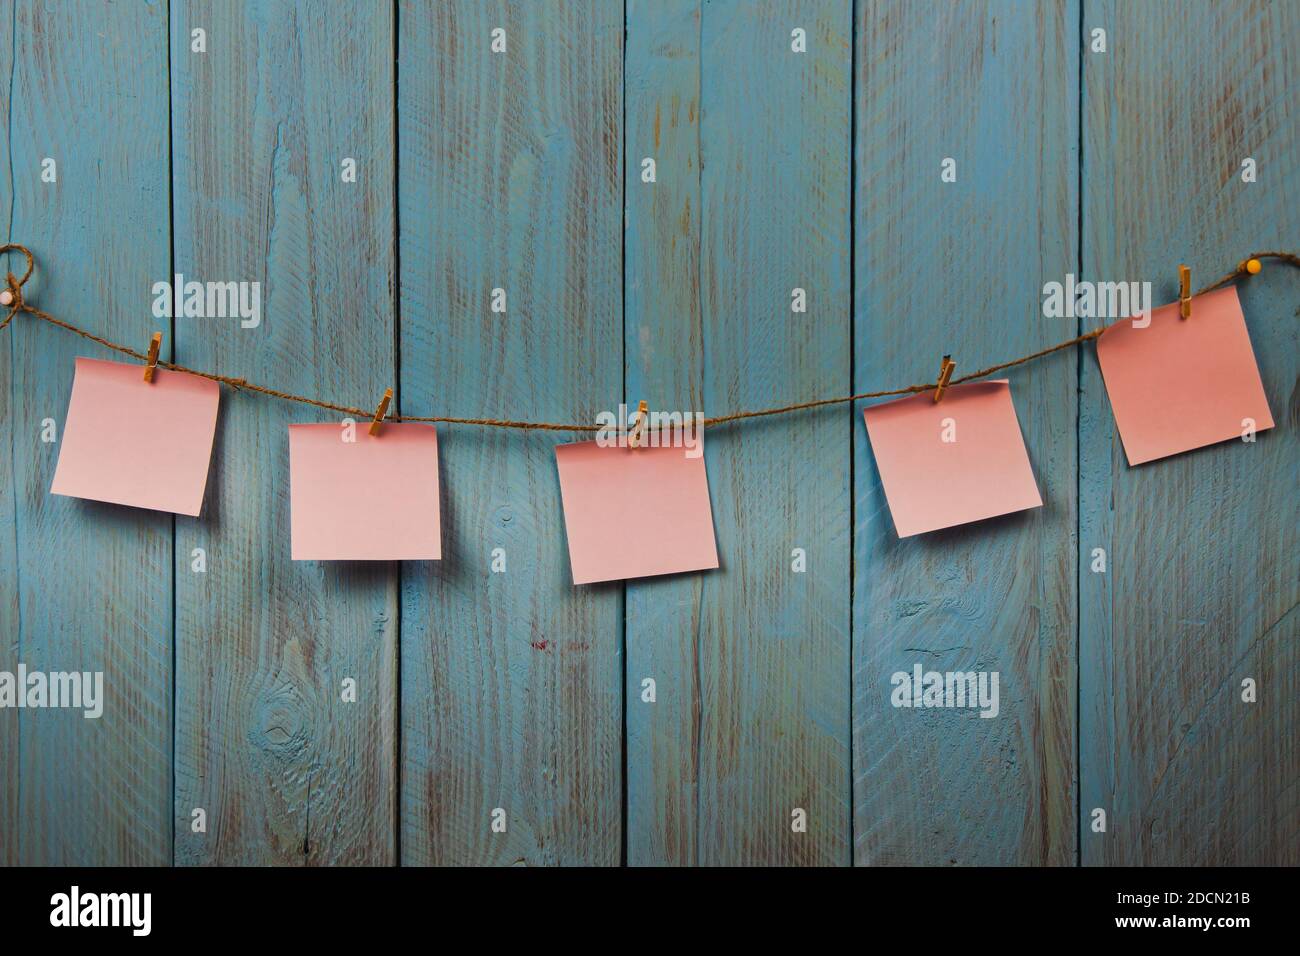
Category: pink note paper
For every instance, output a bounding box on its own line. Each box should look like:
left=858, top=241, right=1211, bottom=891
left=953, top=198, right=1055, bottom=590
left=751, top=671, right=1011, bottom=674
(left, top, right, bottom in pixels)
left=50, top=357, right=220, bottom=516
left=1096, top=285, right=1273, bottom=465
left=289, top=423, right=441, bottom=561
left=555, top=441, right=719, bottom=585
left=863, top=380, right=1042, bottom=538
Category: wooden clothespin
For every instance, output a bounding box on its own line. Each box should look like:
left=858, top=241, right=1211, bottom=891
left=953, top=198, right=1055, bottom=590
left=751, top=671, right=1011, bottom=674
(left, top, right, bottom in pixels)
left=932, top=355, right=955, bottom=403
left=627, top=399, right=649, bottom=449
left=1178, top=264, right=1191, bottom=319
left=143, top=332, right=163, bottom=383
left=369, top=387, right=393, bottom=436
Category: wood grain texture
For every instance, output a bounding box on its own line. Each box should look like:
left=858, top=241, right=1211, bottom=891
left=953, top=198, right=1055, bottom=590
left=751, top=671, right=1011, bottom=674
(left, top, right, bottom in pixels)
left=1079, top=0, right=1299, bottom=865
left=623, top=0, right=704, bottom=866
left=853, top=0, right=1080, bottom=865
left=397, top=0, right=623, bottom=865
left=625, top=0, right=853, bottom=866
left=0, top=0, right=14, bottom=868
left=170, top=1, right=397, bottom=865
left=1, top=0, right=1297, bottom=868
left=0, top=0, right=172, bottom=865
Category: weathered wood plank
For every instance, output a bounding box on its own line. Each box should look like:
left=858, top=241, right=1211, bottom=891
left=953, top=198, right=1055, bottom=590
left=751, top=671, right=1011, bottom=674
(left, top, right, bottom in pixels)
left=625, top=0, right=853, bottom=866
left=398, top=0, right=623, bottom=865
left=0, top=0, right=15, bottom=869
left=853, top=0, right=1079, bottom=865
left=171, top=1, right=397, bottom=865
left=1079, top=0, right=1299, bottom=865
left=0, top=0, right=172, bottom=865
left=623, top=0, right=705, bottom=866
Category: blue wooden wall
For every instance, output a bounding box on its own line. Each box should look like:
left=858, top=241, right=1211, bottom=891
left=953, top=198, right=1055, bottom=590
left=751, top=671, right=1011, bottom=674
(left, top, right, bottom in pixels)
left=0, top=0, right=1295, bottom=866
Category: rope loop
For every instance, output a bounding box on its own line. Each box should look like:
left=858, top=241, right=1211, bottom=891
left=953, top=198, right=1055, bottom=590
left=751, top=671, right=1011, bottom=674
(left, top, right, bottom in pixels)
left=0, top=242, right=36, bottom=288
left=0, top=244, right=35, bottom=331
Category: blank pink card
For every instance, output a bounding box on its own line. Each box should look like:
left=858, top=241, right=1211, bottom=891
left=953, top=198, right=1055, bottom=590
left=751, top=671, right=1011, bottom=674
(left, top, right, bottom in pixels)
left=51, top=357, right=220, bottom=516
left=555, top=441, right=719, bottom=585
left=863, top=380, right=1042, bottom=537
left=289, top=423, right=441, bottom=561
left=1096, top=285, right=1273, bottom=465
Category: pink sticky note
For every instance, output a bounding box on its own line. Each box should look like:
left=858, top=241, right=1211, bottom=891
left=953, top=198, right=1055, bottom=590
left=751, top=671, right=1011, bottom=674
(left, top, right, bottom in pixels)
left=863, top=380, right=1043, bottom=537
left=289, top=423, right=441, bottom=561
left=1096, top=285, right=1273, bottom=465
left=50, top=357, right=220, bottom=516
left=555, top=441, right=719, bottom=585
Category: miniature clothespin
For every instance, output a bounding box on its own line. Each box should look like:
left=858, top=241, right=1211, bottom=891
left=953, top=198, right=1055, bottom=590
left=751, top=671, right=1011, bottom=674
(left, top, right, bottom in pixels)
left=1238, top=257, right=1262, bottom=276
left=1178, top=264, right=1191, bottom=319
left=932, top=355, right=955, bottom=403
left=627, top=399, right=649, bottom=449
left=143, top=332, right=163, bottom=383
left=369, top=387, right=393, bottom=436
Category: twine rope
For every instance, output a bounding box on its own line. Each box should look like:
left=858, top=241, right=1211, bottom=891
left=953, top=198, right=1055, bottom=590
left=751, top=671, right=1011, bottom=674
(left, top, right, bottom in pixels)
left=2, top=244, right=1296, bottom=432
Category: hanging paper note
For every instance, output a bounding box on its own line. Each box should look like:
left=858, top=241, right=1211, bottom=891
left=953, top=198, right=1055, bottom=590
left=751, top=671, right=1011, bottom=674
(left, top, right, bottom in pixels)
left=1096, top=285, right=1273, bottom=465
left=288, top=422, right=440, bottom=560
left=50, top=357, right=220, bottom=516
left=863, top=380, right=1042, bottom=537
left=554, top=440, right=719, bottom=585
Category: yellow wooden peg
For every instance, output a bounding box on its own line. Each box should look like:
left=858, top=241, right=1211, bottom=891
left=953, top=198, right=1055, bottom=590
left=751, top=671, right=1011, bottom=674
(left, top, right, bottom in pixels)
left=369, top=387, right=393, bottom=436
left=933, top=355, right=955, bottom=403
left=143, top=332, right=162, bottom=382
left=627, top=399, right=649, bottom=449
